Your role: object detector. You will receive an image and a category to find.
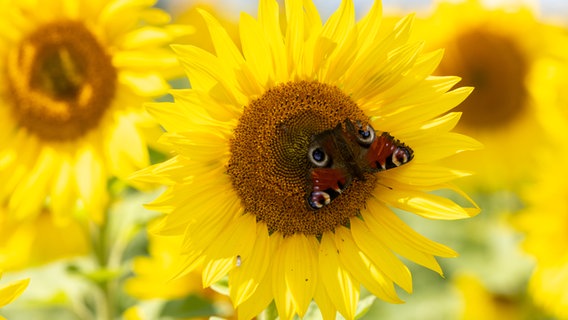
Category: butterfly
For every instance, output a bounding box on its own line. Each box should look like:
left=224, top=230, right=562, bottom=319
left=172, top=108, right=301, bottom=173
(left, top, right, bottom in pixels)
left=307, top=119, right=413, bottom=210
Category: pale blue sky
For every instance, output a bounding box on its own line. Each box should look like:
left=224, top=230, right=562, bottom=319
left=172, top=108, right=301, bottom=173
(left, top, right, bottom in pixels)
left=161, top=0, right=568, bottom=25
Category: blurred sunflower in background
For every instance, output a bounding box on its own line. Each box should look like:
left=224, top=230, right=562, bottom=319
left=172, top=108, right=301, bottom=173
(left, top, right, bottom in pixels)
left=517, top=147, right=568, bottom=319
left=454, top=273, right=524, bottom=320
left=384, top=1, right=566, bottom=318
left=124, top=224, right=235, bottom=319
left=516, top=30, right=568, bottom=319
left=0, top=209, right=89, bottom=270
left=0, top=0, right=189, bottom=226
left=125, top=231, right=208, bottom=300
left=136, top=0, right=480, bottom=318
left=0, top=0, right=191, bottom=276
left=410, top=0, right=552, bottom=193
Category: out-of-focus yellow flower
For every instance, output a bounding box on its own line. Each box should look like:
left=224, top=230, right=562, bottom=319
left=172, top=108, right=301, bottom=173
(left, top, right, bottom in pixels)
left=455, top=273, right=521, bottom=320
left=409, top=0, right=554, bottom=191
left=124, top=224, right=234, bottom=318
left=173, top=2, right=240, bottom=54
left=528, top=31, right=568, bottom=145
left=0, top=209, right=89, bottom=270
left=517, top=138, right=568, bottom=318
left=122, top=306, right=144, bottom=320
left=515, top=26, right=568, bottom=320
left=517, top=159, right=568, bottom=319
left=125, top=229, right=217, bottom=300
left=0, top=0, right=190, bottom=224
left=134, top=0, right=480, bottom=319
left=0, top=270, right=29, bottom=310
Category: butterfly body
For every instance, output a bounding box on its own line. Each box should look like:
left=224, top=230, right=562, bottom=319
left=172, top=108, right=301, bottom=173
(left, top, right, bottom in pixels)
left=307, top=119, right=413, bottom=210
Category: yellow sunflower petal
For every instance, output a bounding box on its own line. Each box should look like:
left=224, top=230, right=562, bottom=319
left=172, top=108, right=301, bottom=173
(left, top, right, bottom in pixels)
left=335, top=227, right=403, bottom=303
left=150, top=182, right=233, bottom=236
left=350, top=217, right=413, bottom=293
left=313, top=279, right=337, bottom=320
left=410, top=132, right=483, bottom=163
left=118, top=72, right=170, bottom=96
left=258, top=0, right=288, bottom=81
left=381, top=187, right=475, bottom=220
left=240, top=12, right=272, bottom=87
left=229, top=223, right=271, bottom=306
left=237, top=268, right=273, bottom=320
left=319, top=0, right=356, bottom=83
left=74, top=146, right=107, bottom=222
left=202, top=214, right=257, bottom=287
left=272, top=239, right=295, bottom=320
left=158, top=131, right=229, bottom=163
left=364, top=198, right=455, bottom=275
left=172, top=44, right=247, bottom=107
left=319, top=232, right=359, bottom=319
left=51, top=157, right=77, bottom=222
left=393, top=111, right=462, bottom=138
left=120, top=25, right=192, bottom=49
left=0, top=277, right=29, bottom=307
left=273, top=234, right=318, bottom=318
left=9, top=146, right=56, bottom=219
left=198, top=9, right=243, bottom=70
left=383, top=163, right=471, bottom=187
left=106, top=113, right=149, bottom=176
left=176, top=184, right=241, bottom=247
left=371, top=198, right=457, bottom=256
left=356, top=0, right=383, bottom=54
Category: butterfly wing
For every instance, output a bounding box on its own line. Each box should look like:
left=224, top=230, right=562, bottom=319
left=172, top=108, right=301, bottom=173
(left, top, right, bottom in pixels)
left=307, top=167, right=350, bottom=209
left=306, top=124, right=354, bottom=210
left=366, top=132, right=413, bottom=171
left=305, top=120, right=413, bottom=210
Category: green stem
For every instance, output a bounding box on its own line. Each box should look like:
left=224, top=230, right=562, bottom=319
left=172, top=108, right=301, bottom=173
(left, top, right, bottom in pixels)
left=90, top=210, right=115, bottom=320
left=102, top=278, right=115, bottom=320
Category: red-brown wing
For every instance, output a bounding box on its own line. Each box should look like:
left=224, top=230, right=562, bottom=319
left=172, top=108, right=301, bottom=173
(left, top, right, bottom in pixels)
left=310, top=167, right=349, bottom=193
left=307, top=167, right=351, bottom=209
left=366, top=132, right=413, bottom=171
left=367, top=133, right=396, bottom=170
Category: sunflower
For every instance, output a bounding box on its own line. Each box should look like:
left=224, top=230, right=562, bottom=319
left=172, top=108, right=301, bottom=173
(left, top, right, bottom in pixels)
left=408, top=0, right=551, bottom=191
left=125, top=224, right=228, bottom=301
left=516, top=37, right=568, bottom=319
left=0, top=208, right=89, bottom=270
left=454, top=273, right=523, bottom=320
left=0, top=0, right=189, bottom=224
left=135, top=0, right=480, bottom=319
left=124, top=232, right=206, bottom=300
left=124, top=224, right=235, bottom=318
left=0, top=271, right=29, bottom=311
left=516, top=147, right=568, bottom=319
left=170, top=1, right=241, bottom=55
left=528, top=30, right=568, bottom=146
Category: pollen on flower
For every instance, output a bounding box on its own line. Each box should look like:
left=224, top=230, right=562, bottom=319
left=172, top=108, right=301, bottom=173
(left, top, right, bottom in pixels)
left=227, top=81, right=378, bottom=236
left=6, top=20, right=116, bottom=141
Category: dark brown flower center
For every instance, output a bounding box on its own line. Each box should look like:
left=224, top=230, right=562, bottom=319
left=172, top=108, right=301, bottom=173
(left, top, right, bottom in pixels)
left=227, top=81, right=377, bottom=236
left=436, top=29, right=528, bottom=130
left=6, top=20, right=117, bottom=141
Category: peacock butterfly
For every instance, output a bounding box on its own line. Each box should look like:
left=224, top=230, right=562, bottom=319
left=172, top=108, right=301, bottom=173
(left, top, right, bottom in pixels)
left=307, top=119, right=413, bottom=210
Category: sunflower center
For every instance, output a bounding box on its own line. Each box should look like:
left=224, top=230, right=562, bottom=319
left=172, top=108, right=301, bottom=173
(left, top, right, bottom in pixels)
left=437, top=29, right=528, bottom=130
left=6, top=20, right=117, bottom=141
left=227, top=81, right=377, bottom=236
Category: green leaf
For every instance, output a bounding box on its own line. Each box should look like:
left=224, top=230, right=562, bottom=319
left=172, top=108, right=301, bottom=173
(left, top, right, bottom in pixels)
left=355, top=295, right=377, bottom=320
left=160, top=295, right=218, bottom=318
